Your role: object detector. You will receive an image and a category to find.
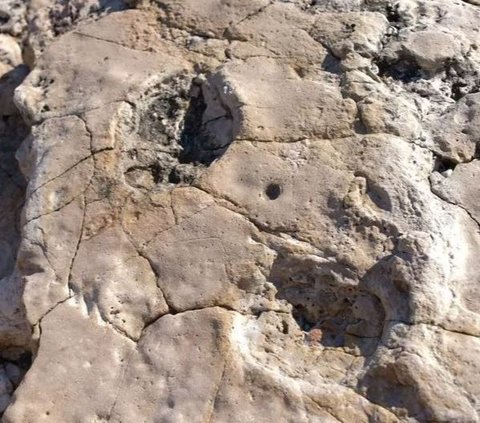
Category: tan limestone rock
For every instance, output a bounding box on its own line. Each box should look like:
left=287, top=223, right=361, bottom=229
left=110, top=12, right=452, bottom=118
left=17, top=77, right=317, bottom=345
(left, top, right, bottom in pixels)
left=0, top=0, right=479, bottom=421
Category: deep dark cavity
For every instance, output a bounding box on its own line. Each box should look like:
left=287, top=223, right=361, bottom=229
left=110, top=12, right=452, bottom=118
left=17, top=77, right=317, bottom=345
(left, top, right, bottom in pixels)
left=321, top=53, right=343, bottom=75
left=0, top=11, right=10, bottom=25
left=265, top=183, right=282, bottom=200
left=451, top=81, right=469, bottom=101
left=123, top=73, right=235, bottom=191
left=15, top=351, right=32, bottom=369
left=385, top=3, right=401, bottom=24
left=377, top=57, right=424, bottom=82
left=179, top=84, right=220, bottom=166
left=269, top=255, right=384, bottom=354
left=475, top=142, right=480, bottom=160
left=434, top=155, right=457, bottom=173
left=449, top=82, right=479, bottom=101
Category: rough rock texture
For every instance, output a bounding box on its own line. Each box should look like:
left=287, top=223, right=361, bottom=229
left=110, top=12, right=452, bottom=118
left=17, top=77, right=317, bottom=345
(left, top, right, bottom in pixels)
left=0, top=0, right=479, bottom=421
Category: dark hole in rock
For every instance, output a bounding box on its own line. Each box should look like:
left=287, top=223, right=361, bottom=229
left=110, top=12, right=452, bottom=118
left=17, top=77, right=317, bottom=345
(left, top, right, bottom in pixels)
left=148, top=163, right=163, bottom=184
left=321, top=53, right=342, bottom=75
left=15, top=351, right=32, bottom=370
left=265, top=183, right=282, bottom=200
left=450, top=82, right=480, bottom=101
left=475, top=142, right=480, bottom=159
left=123, top=73, right=235, bottom=191
left=293, top=307, right=315, bottom=332
left=451, top=81, right=470, bottom=101
left=167, top=168, right=181, bottom=184
left=434, top=156, right=457, bottom=173
left=366, top=184, right=393, bottom=212
left=0, top=12, right=10, bottom=25
left=385, top=4, right=401, bottom=24
left=178, top=85, right=208, bottom=164
left=377, top=58, right=424, bottom=82
left=178, top=83, right=233, bottom=166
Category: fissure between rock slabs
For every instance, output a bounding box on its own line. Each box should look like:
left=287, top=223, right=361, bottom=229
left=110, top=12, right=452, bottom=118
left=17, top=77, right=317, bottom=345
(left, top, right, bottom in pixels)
left=123, top=73, right=235, bottom=191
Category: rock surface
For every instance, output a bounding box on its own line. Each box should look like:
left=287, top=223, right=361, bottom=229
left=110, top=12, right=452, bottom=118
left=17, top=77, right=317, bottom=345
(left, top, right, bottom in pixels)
left=0, top=0, right=479, bottom=421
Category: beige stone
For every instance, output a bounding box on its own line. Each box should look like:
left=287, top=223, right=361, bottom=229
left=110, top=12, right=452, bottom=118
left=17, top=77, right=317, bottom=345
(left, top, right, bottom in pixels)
left=1, top=0, right=480, bottom=421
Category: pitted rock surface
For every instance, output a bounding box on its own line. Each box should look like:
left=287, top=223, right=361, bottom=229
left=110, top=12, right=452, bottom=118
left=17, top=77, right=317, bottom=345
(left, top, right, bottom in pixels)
left=0, top=0, right=479, bottom=421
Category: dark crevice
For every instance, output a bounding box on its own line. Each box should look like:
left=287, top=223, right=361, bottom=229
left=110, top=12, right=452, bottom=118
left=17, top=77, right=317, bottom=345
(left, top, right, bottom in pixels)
left=376, top=57, right=425, bottom=82
left=450, top=82, right=480, bottom=101
left=474, top=142, right=480, bottom=160
left=0, top=11, right=10, bottom=26
left=385, top=4, right=401, bottom=24
left=321, top=53, right=343, bottom=75
left=178, top=86, right=218, bottom=166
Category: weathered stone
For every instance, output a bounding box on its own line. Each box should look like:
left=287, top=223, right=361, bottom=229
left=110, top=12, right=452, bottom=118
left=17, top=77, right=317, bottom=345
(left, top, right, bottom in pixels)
left=3, top=301, right=135, bottom=422
left=431, top=159, right=480, bottom=224
left=311, top=12, right=389, bottom=59
left=429, top=93, right=480, bottom=162
left=0, top=0, right=479, bottom=421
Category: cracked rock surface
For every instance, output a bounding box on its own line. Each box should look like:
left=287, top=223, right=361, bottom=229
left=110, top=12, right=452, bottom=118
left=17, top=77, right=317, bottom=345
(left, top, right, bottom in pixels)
left=0, top=0, right=479, bottom=421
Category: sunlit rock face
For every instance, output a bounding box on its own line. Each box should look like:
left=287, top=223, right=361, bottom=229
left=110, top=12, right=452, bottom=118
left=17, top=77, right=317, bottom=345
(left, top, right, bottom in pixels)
left=0, top=0, right=479, bottom=421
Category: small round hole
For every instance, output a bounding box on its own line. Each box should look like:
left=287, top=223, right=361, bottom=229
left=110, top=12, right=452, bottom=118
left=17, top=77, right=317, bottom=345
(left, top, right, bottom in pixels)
left=0, top=13, right=10, bottom=25
left=265, top=183, right=282, bottom=200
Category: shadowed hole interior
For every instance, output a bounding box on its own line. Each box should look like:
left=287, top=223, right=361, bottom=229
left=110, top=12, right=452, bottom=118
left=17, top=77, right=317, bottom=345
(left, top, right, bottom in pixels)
left=265, top=183, right=282, bottom=200
left=122, top=73, right=236, bottom=191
